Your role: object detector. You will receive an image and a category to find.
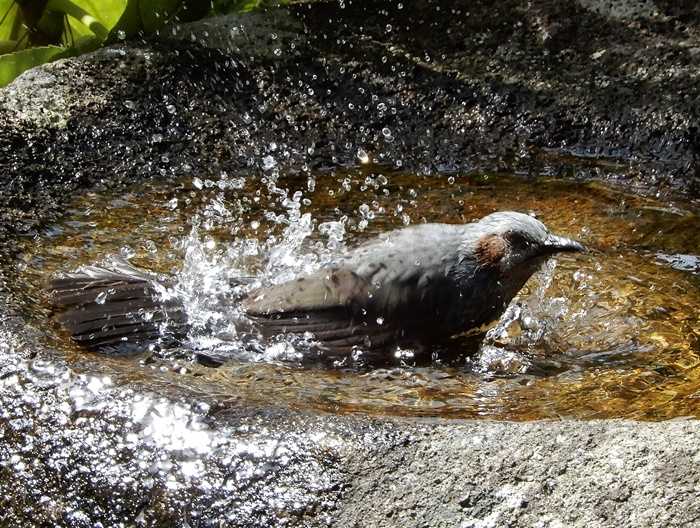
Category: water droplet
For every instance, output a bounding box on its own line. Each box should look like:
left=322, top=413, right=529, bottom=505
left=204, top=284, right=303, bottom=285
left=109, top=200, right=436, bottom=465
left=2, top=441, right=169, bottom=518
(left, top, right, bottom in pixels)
left=357, top=149, right=369, bottom=164
left=382, top=127, right=392, bottom=138
left=166, top=104, right=176, bottom=114
left=120, top=246, right=136, bottom=259
left=117, top=29, right=127, bottom=40
left=448, top=176, right=455, bottom=184
left=143, top=240, right=157, bottom=254
left=262, top=155, right=277, bottom=170
left=192, top=177, right=203, bottom=190
left=95, top=291, right=107, bottom=304
left=376, top=317, right=384, bottom=325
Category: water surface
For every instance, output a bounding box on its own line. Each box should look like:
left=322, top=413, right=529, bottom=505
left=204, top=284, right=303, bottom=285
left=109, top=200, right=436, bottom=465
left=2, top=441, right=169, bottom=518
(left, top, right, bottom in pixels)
left=7, top=169, right=700, bottom=420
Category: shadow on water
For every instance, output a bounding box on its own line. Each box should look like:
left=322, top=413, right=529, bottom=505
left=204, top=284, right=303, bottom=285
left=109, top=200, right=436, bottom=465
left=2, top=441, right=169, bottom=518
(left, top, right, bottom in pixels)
left=3, top=168, right=700, bottom=420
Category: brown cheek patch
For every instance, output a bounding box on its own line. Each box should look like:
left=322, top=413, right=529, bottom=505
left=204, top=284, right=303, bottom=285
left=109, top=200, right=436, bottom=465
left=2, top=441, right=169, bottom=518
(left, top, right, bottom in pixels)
left=475, top=234, right=507, bottom=267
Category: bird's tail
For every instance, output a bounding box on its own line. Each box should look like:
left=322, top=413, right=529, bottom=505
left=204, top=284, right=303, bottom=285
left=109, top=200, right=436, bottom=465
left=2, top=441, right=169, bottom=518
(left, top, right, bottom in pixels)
left=47, top=257, right=187, bottom=352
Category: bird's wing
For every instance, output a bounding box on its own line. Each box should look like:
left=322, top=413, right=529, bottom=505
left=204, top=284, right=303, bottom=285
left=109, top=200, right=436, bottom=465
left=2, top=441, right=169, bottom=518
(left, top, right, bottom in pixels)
left=241, top=267, right=384, bottom=354
left=48, top=258, right=186, bottom=351
left=242, top=228, right=464, bottom=354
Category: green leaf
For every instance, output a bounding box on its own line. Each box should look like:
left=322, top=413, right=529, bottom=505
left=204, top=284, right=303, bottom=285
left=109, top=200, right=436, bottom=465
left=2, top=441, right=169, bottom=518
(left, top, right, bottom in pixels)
left=237, top=0, right=264, bottom=13
left=36, top=9, right=65, bottom=44
left=62, top=8, right=98, bottom=47
left=70, top=33, right=99, bottom=53
left=0, top=44, right=68, bottom=86
left=0, top=0, right=26, bottom=43
left=45, top=0, right=127, bottom=42
left=109, top=0, right=143, bottom=41
left=68, top=0, right=127, bottom=33
left=0, top=39, right=21, bottom=54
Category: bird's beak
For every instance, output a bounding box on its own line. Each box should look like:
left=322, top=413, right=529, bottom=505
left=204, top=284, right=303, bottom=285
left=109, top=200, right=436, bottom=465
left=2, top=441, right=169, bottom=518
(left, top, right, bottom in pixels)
left=544, top=234, right=586, bottom=253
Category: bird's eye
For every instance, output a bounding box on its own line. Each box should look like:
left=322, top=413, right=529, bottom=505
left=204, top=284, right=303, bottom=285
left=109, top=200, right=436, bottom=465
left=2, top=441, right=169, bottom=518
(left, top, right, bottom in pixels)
left=505, top=232, right=534, bottom=252
left=505, top=231, right=525, bottom=245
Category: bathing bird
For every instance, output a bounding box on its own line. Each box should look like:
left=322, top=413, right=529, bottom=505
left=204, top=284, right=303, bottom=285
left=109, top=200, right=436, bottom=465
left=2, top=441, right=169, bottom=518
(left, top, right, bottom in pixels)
left=48, top=211, right=585, bottom=361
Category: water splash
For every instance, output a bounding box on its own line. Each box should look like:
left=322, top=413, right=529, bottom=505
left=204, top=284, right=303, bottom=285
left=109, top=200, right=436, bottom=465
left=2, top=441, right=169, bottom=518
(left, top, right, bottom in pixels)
left=167, top=175, right=357, bottom=363
left=475, top=258, right=566, bottom=375
left=7, top=169, right=700, bottom=420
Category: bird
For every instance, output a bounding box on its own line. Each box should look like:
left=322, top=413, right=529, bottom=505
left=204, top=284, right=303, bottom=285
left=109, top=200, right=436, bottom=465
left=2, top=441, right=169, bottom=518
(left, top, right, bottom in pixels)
left=47, top=211, right=585, bottom=363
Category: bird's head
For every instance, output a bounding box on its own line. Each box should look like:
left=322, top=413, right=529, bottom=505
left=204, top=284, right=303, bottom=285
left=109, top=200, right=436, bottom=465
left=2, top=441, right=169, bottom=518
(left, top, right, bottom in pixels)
left=472, top=211, right=584, bottom=268
left=461, top=211, right=585, bottom=301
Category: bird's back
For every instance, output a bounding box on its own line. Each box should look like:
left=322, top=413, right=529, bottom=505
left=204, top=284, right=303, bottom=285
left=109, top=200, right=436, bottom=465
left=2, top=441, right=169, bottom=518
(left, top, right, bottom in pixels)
left=242, top=223, right=476, bottom=356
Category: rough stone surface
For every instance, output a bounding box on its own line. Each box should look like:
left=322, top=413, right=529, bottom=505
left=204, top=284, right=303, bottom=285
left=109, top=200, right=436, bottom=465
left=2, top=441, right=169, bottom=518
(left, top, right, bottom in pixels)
left=1, top=2, right=700, bottom=527
left=295, top=0, right=700, bottom=196
left=336, top=419, right=700, bottom=528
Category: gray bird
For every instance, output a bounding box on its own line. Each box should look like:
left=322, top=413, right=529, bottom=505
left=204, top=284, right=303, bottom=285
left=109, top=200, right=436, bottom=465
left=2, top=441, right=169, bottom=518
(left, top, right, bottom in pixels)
left=48, top=211, right=585, bottom=362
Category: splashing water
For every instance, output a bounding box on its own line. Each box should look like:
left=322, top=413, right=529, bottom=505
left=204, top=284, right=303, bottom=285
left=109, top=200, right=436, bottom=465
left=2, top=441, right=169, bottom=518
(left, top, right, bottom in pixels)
left=473, top=258, right=562, bottom=375
left=168, top=176, right=353, bottom=363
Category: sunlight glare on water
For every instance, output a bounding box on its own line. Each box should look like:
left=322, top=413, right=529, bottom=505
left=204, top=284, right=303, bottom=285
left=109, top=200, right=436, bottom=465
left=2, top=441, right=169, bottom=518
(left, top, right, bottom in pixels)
left=0, top=326, right=338, bottom=524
